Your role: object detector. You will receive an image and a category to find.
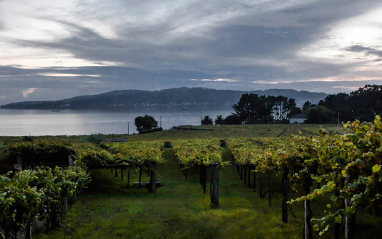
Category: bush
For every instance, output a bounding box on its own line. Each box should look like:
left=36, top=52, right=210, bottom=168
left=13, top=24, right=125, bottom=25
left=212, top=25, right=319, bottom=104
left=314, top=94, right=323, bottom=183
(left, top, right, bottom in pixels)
left=223, top=114, right=242, bottom=125
left=86, top=133, right=104, bottom=144
left=138, top=127, right=163, bottom=134
left=164, top=141, right=173, bottom=148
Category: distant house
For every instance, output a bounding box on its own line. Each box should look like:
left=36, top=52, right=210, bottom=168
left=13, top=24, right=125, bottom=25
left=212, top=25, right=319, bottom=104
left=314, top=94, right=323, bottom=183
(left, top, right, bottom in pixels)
left=290, top=113, right=307, bottom=124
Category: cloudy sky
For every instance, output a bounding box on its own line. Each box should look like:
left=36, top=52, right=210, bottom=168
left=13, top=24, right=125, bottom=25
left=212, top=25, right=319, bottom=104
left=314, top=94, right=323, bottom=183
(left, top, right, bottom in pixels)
left=1, top=0, right=382, bottom=105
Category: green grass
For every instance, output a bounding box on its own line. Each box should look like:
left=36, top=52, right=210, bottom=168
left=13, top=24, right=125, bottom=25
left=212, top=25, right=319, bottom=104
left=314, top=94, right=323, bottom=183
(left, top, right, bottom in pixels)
left=0, top=124, right=345, bottom=143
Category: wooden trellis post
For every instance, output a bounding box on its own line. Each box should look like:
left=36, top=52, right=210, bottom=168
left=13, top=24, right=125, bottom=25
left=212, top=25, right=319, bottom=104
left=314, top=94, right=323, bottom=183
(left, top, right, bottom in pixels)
left=200, top=165, right=207, bottom=193
left=17, top=154, right=23, bottom=171
left=248, top=165, right=252, bottom=188
left=281, top=170, right=289, bottom=223
left=210, top=163, right=219, bottom=208
left=259, top=171, right=263, bottom=198
left=127, top=168, right=130, bottom=187
left=68, top=155, right=73, bottom=166
left=139, top=166, right=143, bottom=189
left=243, top=166, right=247, bottom=184
left=149, top=162, right=157, bottom=194
left=269, top=173, right=273, bottom=207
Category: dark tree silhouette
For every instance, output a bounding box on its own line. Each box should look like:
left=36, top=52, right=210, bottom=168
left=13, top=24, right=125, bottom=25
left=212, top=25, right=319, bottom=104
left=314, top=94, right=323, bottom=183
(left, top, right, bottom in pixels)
left=305, top=106, right=333, bottom=123
left=201, top=115, right=213, bottom=125
left=135, top=115, right=158, bottom=133
left=233, top=93, right=297, bottom=124
left=223, top=114, right=242, bottom=125
left=303, top=101, right=312, bottom=111
left=318, top=84, right=381, bottom=122
left=214, top=115, right=224, bottom=125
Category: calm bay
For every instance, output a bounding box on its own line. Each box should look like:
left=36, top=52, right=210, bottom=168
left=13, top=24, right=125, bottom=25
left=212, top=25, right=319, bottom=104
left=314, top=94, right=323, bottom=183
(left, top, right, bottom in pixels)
left=0, top=107, right=233, bottom=136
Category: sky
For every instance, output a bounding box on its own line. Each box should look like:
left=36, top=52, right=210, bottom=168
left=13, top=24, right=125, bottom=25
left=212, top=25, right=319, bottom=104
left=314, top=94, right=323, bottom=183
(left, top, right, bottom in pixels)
left=1, top=0, right=382, bottom=105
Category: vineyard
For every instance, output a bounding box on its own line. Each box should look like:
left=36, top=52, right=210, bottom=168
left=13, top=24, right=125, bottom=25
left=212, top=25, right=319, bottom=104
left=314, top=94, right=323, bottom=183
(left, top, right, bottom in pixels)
left=0, top=119, right=381, bottom=238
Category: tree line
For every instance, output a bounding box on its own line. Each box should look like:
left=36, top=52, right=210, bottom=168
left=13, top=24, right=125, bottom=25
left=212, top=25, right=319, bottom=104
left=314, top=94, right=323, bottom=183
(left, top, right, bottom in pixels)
left=304, top=84, right=381, bottom=123
left=135, top=84, right=381, bottom=130
left=202, top=94, right=300, bottom=125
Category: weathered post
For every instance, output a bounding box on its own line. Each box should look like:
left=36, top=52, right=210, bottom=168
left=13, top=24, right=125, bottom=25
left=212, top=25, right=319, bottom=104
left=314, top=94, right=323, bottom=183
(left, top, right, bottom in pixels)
left=304, top=178, right=313, bottom=239
left=210, top=163, right=219, bottom=208
left=17, top=154, right=23, bottom=171
left=344, top=173, right=357, bottom=239
left=32, top=155, right=36, bottom=169
left=334, top=188, right=343, bottom=239
left=248, top=165, right=252, bottom=188
left=200, top=165, right=207, bottom=193
left=63, top=197, right=68, bottom=216
left=70, top=191, right=77, bottom=207
left=25, top=224, right=32, bottom=239
left=127, top=168, right=130, bottom=187
left=243, top=165, right=247, bottom=184
left=281, top=170, right=288, bottom=223
left=139, top=166, right=143, bottom=189
left=149, top=162, right=157, bottom=193
left=68, top=155, right=73, bottom=166
left=269, top=173, right=273, bottom=207
left=259, top=171, right=263, bottom=198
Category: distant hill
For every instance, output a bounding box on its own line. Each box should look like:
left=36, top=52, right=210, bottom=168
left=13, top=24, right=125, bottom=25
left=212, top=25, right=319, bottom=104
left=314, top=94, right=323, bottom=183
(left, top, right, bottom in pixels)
left=0, top=87, right=327, bottom=110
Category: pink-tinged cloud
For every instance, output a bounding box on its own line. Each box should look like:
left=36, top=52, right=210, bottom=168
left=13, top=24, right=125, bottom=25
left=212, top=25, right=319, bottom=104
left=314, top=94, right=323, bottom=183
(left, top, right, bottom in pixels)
left=333, top=86, right=360, bottom=90
left=191, top=78, right=238, bottom=83
left=22, top=88, right=37, bottom=98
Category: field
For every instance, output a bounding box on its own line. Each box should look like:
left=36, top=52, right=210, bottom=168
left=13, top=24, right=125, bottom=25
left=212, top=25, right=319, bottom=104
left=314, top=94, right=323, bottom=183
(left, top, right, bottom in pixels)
left=1, top=123, right=381, bottom=239
left=0, top=124, right=345, bottom=144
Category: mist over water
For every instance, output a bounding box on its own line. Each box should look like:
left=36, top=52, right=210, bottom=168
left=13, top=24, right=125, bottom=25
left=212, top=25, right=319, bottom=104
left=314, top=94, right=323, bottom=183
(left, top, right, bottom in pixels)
left=0, top=107, right=233, bottom=136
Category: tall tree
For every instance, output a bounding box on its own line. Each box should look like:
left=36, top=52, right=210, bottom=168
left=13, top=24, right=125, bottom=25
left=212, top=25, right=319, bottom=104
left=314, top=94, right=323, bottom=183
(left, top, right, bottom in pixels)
left=305, top=106, right=333, bottom=123
left=233, top=93, right=297, bottom=124
left=232, top=94, right=274, bottom=123
left=317, top=84, right=381, bottom=122
left=272, top=96, right=297, bottom=122
left=135, top=115, right=158, bottom=133
left=201, top=115, right=213, bottom=125
left=214, top=115, right=224, bottom=125
left=302, top=101, right=312, bottom=111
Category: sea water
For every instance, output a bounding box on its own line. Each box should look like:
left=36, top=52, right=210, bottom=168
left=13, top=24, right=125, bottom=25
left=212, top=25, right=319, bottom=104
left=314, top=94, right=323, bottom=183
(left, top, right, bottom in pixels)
left=0, top=107, right=233, bottom=136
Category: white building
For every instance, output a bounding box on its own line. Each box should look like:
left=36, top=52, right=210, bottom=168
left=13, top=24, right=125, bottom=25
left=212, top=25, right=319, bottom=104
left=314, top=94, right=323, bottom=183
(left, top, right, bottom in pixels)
left=289, top=113, right=307, bottom=124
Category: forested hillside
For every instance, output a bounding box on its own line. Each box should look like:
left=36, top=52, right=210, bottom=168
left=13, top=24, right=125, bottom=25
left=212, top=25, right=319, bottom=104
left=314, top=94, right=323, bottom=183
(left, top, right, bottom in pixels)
left=0, top=87, right=327, bottom=110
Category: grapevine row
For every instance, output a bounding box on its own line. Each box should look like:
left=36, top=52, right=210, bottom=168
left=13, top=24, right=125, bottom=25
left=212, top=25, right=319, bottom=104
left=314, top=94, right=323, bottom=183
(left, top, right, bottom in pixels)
left=227, top=115, right=381, bottom=239
left=0, top=166, right=90, bottom=239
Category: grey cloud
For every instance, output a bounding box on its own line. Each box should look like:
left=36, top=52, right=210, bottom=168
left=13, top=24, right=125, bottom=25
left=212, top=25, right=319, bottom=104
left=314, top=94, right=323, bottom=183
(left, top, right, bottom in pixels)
left=16, top=0, right=382, bottom=69
left=345, top=45, right=382, bottom=58
left=207, top=25, right=318, bottom=58
left=1, top=0, right=382, bottom=105
left=249, top=79, right=382, bottom=96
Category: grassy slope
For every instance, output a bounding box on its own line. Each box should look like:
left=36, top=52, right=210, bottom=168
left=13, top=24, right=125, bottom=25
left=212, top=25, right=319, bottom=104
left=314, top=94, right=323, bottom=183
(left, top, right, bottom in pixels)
left=35, top=149, right=304, bottom=239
